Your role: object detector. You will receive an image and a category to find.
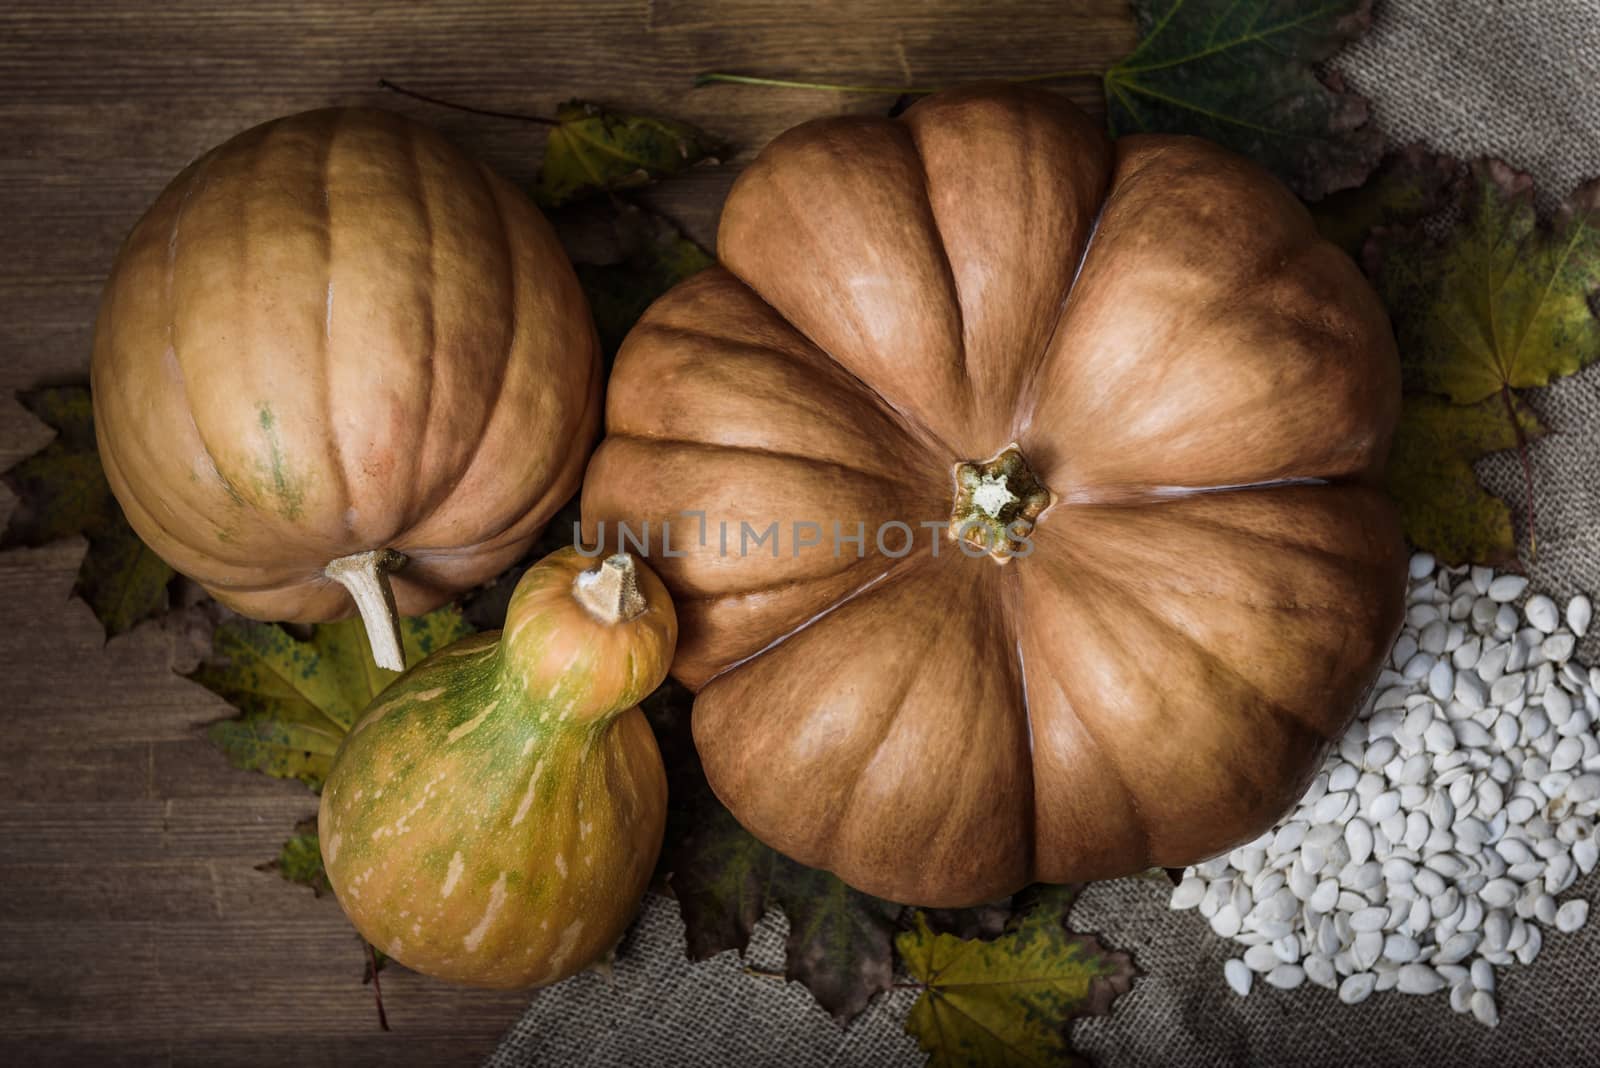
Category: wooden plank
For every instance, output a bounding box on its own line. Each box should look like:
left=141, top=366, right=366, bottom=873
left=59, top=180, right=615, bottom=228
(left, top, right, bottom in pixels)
left=4, top=1036, right=516, bottom=1067
left=0, top=0, right=1131, bottom=392
left=0, top=0, right=1138, bottom=1061
left=0, top=919, right=527, bottom=1051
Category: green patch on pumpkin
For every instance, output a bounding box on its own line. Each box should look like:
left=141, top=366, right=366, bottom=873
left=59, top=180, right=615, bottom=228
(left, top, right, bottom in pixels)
left=253, top=403, right=307, bottom=521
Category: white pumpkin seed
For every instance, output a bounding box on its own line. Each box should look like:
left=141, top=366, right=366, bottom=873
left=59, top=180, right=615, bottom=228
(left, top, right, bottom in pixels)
left=1224, top=958, right=1251, bottom=996
left=1304, top=953, right=1336, bottom=988
left=1471, top=990, right=1499, bottom=1027
left=1168, top=559, right=1597, bottom=1025
left=1568, top=595, right=1592, bottom=638
left=1168, top=881, right=1204, bottom=914
left=1338, top=972, right=1377, bottom=1005
left=1488, top=575, right=1528, bottom=602
left=1418, top=620, right=1448, bottom=655
left=1435, top=931, right=1481, bottom=964
left=1383, top=932, right=1419, bottom=962
left=1243, top=943, right=1279, bottom=972
left=1264, top=963, right=1305, bottom=990
left=1483, top=910, right=1510, bottom=951
left=1210, top=903, right=1242, bottom=937
left=1477, top=641, right=1510, bottom=681
left=1544, top=634, right=1576, bottom=663
left=1524, top=595, right=1560, bottom=633
left=1396, top=963, right=1446, bottom=994
left=1515, top=925, right=1542, bottom=965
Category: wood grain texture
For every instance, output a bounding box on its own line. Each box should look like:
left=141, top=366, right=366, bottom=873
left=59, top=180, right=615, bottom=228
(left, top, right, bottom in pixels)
left=0, top=1, right=1134, bottom=1062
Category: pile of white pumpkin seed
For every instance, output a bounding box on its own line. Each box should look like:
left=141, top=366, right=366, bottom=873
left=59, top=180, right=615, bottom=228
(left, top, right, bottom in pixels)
left=1170, top=554, right=1598, bottom=1026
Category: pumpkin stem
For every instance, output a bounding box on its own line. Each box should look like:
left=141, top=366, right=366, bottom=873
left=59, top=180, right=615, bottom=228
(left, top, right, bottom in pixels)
left=949, top=443, right=1052, bottom=563
left=573, top=553, right=648, bottom=624
left=326, top=549, right=409, bottom=671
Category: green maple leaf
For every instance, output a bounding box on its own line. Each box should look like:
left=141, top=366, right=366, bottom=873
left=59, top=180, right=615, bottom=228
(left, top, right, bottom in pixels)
left=1312, top=145, right=1461, bottom=257
left=898, top=885, right=1137, bottom=1068
left=1385, top=393, right=1547, bottom=568
left=189, top=606, right=473, bottom=791
left=644, top=680, right=901, bottom=1022
left=258, top=816, right=331, bottom=896
left=1, top=386, right=175, bottom=636
left=535, top=102, right=720, bottom=208
left=1371, top=161, right=1600, bottom=404
left=1103, top=0, right=1382, bottom=199
left=1368, top=160, right=1600, bottom=564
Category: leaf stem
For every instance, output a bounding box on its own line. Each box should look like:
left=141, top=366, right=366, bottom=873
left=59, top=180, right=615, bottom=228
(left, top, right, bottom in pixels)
left=692, top=70, right=1103, bottom=95
left=365, top=941, right=391, bottom=1032
left=1498, top=383, right=1539, bottom=561
left=376, top=79, right=559, bottom=126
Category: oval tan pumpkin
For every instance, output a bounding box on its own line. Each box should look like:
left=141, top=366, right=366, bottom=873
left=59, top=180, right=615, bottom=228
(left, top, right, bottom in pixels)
left=582, top=85, right=1408, bottom=907
left=92, top=108, right=600, bottom=668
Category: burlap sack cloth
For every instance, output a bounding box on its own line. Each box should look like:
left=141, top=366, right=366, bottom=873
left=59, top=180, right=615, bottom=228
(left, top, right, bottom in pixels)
left=491, top=3, right=1600, bottom=1064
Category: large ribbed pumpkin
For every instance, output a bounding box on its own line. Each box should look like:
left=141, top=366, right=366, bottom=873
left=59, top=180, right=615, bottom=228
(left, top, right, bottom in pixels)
left=92, top=108, right=600, bottom=669
left=581, top=85, right=1408, bottom=907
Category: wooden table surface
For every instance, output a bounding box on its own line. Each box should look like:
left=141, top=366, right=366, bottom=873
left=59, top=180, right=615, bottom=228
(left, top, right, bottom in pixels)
left=0, top=2, right=1133, bottom=1063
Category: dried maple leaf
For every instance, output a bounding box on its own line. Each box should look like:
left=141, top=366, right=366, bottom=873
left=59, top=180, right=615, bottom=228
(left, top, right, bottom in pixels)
left=189, top=607, right=472, bottom=791
left=645, top=673, right=1031, bottom=1019
left=536, top=102, right=721, bottom=208
left=1104, top=0, right=1382, bottom=200
left=258, top=816, right=332, bottom=896
left=1, top=386, right=175, bottom=636
left=1313, top=145, right=1461, bottom=257
left=645, top=680, right=902, bottom=1022
left=898, top=884, right=1137, bottom=1068
left=1385, top=393, right=1546, bottom=569
left=375, top=81, right=721, bottom=209
left=568, top=205, right=715, bottom=360
left=1368, top=160, right=1600, bottom=564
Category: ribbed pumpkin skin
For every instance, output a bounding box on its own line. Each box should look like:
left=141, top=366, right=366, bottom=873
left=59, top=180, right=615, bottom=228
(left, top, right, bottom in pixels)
left=319, top=548, right=675, bottom=988
left=581, top=85, right=1408, bottom=907
left=91, top=108, right=600, bottom=622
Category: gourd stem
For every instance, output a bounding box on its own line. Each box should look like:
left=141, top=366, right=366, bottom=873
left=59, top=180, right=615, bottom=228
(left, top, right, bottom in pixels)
left=574, top=554, right=648, bottom=624
left=326, top=549, right=409, bottom=671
